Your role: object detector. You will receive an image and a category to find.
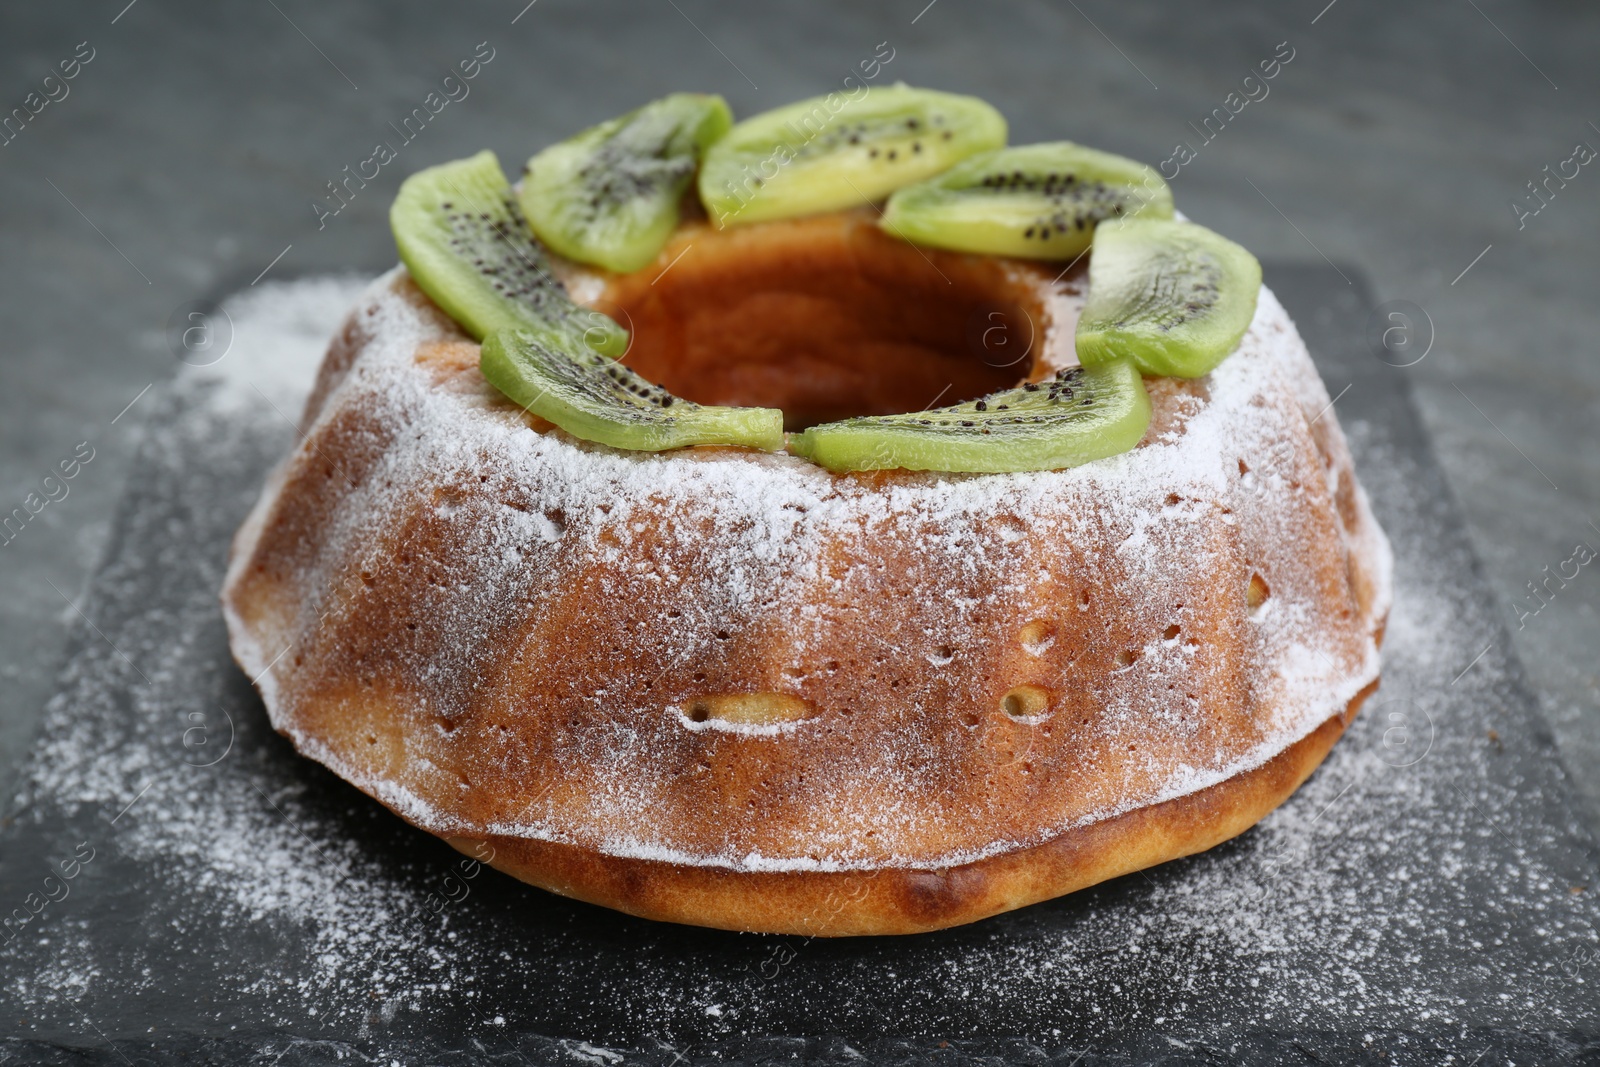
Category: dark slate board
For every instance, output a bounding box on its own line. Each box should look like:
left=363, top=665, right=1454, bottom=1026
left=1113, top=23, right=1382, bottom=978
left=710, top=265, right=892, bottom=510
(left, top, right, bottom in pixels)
left=2, top=265, right=1597, bottom=1066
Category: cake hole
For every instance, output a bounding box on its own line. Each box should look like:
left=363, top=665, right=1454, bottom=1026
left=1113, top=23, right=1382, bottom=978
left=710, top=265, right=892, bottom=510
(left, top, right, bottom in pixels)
left=927, top=644, right=955, bottom=666
left=1000, top=684, right=1051, bottom=720
left=1018, top=619, right=1057, bottom=656
left=1238, top=458, right=1250, bottom=476
left=992, top=514, right=1028, bottom=544
left=962, top=712, right=982, bottom=728
left=1163, top=624, right=1181, bottom=641
left=594, top=216, right=1045, bottom=431
left=1164, top=493, right=1181, bottom=507
left=1115, top=648, right=1140, bottom=667
left=681, top=692, right=811, bottom=726
left=1247, top=572, right=1271, bottom=611
left=1078, top=589, right=1092, bottom=610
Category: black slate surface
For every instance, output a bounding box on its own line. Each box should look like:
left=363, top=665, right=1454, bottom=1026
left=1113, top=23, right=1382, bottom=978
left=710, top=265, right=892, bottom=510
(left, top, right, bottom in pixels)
left=1, top=265, right=1597, bottom=1065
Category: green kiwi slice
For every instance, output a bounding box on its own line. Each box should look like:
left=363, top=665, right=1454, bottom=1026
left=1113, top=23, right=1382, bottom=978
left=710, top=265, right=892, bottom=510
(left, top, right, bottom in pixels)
left=518, top=93, right=733, bottom=273
left=880, top=141, right=1173, bottom=260
left=390, top=150, right=627, bottom=356
left=1076, top=218, right=1262, bottom=379
left=480, top=329, right=784, bottom=453
left=698, top=84, right=1006, bottom=226
left=789, top=359, right=1150, bottom=473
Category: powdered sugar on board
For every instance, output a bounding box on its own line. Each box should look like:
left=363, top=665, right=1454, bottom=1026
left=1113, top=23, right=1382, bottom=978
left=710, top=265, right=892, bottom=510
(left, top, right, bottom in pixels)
left=1, top=273, right=1595, bottom=1058
left=188, top=274, right=373, bottom=412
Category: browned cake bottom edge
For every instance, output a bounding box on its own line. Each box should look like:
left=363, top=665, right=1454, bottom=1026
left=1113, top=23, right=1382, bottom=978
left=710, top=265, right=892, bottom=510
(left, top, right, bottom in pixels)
left=421, top=676, right=1379, bottom=937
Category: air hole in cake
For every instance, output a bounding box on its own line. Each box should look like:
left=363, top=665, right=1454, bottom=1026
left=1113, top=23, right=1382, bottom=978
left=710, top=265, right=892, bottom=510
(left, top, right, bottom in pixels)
left=1163, top=624, right=1181, bottom=641
left=1018, top=619, right=1057, bottom=656
left=591, top=216, right=1048, bottom=431
left=1000, top=685, right=1051, bottom=720
left=679, top=692, right=811, bottom=728
left=1238, top=458, right=1249, bottom=476
left=928, top=645, right=955, bottom=666
left=1115, top=649, right=1139, bottom=667
left=1247, top=571, right=1271, bottom=612
left=992, top=515, right=1028, bottom=543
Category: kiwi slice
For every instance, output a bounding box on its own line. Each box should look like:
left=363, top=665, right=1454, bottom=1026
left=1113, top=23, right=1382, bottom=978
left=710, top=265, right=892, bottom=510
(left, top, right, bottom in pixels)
left=1076, top=218, right=1262, bottom=379
left=880, top=141, right=1173, bottom=260
left=519, top=93, right=733, bottom=273
left=390, top=150, right=627, bottom=356
left=789, top=360, right=1150, bottom=473
left=480, top=328, right=784, bottom=453
left=698, top=84, right=1006, bottom=226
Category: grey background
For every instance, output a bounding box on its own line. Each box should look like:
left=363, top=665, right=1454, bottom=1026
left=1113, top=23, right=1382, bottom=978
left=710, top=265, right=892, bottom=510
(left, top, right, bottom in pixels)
left=1, top=0, right=1596, bottom=826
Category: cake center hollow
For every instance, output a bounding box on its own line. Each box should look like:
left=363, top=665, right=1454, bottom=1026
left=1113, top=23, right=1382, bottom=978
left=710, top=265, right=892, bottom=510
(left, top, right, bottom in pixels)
left=590, top=212, right=1049, bottom=431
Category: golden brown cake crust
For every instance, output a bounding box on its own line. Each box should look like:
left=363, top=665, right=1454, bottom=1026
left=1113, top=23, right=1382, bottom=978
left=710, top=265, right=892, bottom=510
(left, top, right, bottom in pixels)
left=445, top=680, right=1375, bottom=935
left=222, top=214, right=1393, bottom=936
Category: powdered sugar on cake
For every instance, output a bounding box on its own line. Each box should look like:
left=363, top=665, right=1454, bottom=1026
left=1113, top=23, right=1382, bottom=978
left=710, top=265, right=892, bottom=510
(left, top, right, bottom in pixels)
left=222, top=266, right=1392, bottom=873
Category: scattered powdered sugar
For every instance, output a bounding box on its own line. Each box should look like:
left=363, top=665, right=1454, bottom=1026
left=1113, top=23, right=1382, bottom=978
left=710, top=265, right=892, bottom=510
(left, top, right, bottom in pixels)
left=187, top=274, right=373, bottom=412
left=2, top=271, right=1594, bottom=1057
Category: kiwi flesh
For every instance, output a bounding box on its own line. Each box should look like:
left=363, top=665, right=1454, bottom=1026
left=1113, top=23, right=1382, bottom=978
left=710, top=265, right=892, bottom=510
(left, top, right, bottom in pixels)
left=1076, top=218, right=1261, bottom=379
left=789, top=359, right=1150, bottom=473
left=390, top=149, right=627, bottom=356
left=480, top=328, right=784, bottom=453
left=519, top=93, right=733, bottom=274
left=880, top=142, right=1172, bottom=260
left=699, top=84, right=1006, bottom=227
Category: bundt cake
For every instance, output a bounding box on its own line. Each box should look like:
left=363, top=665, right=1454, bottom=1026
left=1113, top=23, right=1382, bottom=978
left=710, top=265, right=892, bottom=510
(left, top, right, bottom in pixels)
left=222, top=87, right=1391, bottom=935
